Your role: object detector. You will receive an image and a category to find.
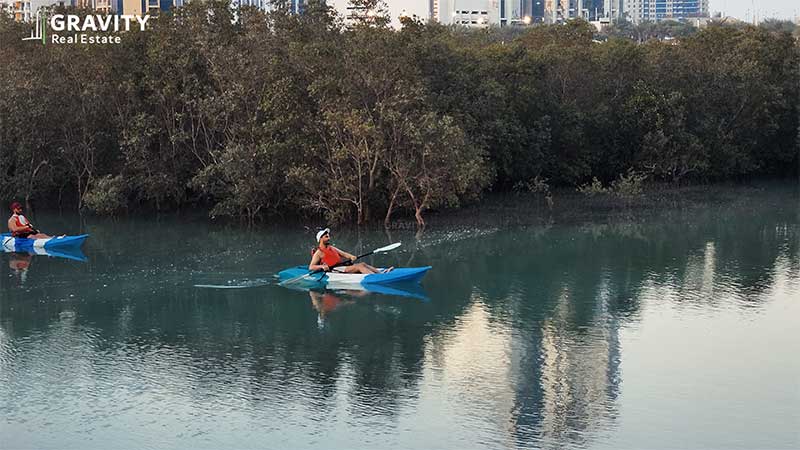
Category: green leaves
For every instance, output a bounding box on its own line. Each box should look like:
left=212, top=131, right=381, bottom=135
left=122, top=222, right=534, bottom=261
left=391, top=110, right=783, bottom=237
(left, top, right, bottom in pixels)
left=0, top=9, right=796, bottom=222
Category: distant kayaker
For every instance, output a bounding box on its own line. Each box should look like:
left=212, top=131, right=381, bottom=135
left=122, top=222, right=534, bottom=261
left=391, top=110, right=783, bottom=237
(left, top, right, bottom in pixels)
left=7, top=202, right=51, bottom=239
left=309, top=228, right=393, bottom=274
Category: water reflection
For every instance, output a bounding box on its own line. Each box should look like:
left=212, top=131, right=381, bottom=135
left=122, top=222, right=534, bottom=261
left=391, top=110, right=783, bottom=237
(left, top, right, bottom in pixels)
left=1, top=246, right=86, bottom=287
left=0, top=186, right=798, bottom=449
left=7, top=252, right=32, bottom=285
left=308, top=289, right=358, bottom=327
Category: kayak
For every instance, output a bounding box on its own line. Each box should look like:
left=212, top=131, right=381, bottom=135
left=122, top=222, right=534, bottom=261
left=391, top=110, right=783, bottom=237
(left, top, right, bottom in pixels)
left=277, top=265, right=432, bottom=286
left=1, top=233, right=89, bottom=251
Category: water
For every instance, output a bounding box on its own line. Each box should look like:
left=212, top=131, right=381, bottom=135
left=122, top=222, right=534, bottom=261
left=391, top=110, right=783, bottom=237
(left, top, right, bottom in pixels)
left=1, top=184, right=798, bottom=449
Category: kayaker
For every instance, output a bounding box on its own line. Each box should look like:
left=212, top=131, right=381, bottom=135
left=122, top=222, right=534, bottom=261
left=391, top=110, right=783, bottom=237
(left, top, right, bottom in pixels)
left=309, top=228, right=393, bottom=274
left=7, top=202, right=51, bottom=239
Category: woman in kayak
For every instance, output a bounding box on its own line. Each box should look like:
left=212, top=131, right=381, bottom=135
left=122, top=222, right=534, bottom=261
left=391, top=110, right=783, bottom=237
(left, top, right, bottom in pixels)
left=309, top=228, right=393, bottom=274
left=7, top=202, right=51, bottom=239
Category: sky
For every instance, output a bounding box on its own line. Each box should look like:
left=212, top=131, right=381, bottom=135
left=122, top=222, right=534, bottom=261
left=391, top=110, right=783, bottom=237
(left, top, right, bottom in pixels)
left=711, top=0, right=798, bottom=22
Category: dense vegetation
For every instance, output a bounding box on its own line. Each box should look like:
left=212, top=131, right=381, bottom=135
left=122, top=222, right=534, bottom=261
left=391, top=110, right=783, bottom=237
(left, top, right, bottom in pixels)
left=0, top=1, right=797, bottom=225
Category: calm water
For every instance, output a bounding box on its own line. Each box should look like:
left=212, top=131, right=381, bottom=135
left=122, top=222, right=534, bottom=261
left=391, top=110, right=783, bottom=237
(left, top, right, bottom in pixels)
left=1, top=185, right=799, bottom=449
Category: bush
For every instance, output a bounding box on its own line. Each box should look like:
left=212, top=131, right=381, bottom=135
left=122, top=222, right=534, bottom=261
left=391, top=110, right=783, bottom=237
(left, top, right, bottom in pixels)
left=611, top=169, right=646, bottom=198
left=83, top=175, right=128, bottom=215
left=577, top=177, right=608, bottom=196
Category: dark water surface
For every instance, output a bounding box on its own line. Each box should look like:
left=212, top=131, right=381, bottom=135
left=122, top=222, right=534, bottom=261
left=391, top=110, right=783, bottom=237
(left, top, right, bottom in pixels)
left=1, top=185, right=798, bottom=449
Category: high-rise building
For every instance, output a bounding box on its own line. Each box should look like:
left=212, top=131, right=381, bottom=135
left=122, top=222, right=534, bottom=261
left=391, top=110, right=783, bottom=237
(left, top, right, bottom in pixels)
left=436, top=0, right=500, bottom=28
left=2, top=0, right=34, bottom=22
left=624, top=0, right=707, bottom=22
left=2, top=0, right=68, bottom=22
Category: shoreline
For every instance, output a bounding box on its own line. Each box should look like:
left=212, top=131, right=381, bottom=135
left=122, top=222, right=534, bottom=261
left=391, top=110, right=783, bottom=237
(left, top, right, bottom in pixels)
left=27, top=179, right=797, bottom=233
left=419, top=179, right=800, bottom=230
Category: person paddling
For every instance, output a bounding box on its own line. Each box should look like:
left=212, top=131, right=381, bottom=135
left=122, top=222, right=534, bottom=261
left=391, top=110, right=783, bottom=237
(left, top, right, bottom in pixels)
left=7, top=202, right=52, bottom=239
left=308, top=228, right=393, bottom=274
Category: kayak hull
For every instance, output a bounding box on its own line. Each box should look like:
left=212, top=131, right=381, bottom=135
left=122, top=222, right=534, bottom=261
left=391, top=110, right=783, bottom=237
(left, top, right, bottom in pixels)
left=1, top=233, right=89, bottom=251
left=278, top=265, right=432, bottom=286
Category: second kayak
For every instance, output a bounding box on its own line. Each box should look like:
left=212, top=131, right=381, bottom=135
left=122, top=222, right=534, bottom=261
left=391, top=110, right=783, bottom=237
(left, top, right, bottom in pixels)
left=1, top=233, right=89, bottom=251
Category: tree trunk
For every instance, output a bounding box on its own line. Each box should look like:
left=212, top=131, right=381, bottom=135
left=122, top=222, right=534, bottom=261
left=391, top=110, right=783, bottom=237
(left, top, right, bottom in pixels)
left=384, top=186, right=400, bottom=227
left=414, top=205, right=425, bottom=227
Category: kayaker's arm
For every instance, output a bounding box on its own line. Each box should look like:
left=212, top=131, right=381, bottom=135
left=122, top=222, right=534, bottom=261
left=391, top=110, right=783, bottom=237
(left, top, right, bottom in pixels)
left=308, top=250, right=330, bottom=272
left=334, top=247, right=357, bottom=262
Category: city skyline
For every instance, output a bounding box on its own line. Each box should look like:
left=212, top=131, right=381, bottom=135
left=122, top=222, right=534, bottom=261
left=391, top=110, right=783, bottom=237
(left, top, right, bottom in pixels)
left=3, top=0, right=798, bottom=23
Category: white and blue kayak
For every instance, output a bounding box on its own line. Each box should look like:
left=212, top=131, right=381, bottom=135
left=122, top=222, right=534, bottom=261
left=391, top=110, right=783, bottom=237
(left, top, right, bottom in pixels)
left=278, top=265, right=432, bottom=287
left=1, top=233, right=89, bottom=252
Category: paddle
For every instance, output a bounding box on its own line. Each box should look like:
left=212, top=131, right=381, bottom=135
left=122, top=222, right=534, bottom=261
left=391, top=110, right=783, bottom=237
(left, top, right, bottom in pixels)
left=279, top=242, right=401, bottom=286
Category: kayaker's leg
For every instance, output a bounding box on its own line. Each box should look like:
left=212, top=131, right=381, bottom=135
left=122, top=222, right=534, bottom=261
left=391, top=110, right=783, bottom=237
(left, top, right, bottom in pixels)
left=361, top=263, right=381, bottom=273
left=343, top=263, right=378, bottom=274
left=29, top=233, right=51, bottom=239
left=357, top=263, right=393, bottom=274
left=361, top=263, right=393, bottom=273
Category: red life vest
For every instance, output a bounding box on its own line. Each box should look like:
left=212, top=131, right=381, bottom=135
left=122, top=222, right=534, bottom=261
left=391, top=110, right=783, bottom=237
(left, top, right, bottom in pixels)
left=318, top=245, right=342, bottom=267
left=11, top=213, right=29, bottom=228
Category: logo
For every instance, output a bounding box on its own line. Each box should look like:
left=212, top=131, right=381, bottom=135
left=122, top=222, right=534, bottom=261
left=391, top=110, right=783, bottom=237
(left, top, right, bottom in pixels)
left=22, top=10, right=47, bottom=44
left=23, top=10, right=150, bottom=45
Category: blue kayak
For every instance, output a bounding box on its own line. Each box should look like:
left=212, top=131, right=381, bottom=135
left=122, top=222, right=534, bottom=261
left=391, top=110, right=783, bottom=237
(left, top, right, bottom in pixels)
left=1, top=233, right=89, bottom=251
left=278, top=265, right=432, bottom=286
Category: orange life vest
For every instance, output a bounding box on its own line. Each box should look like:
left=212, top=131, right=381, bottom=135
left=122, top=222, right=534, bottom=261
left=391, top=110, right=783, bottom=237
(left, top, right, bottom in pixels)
left=319, top=245, right=342, bottom=267
left=11, top=213, right=29, bottom=228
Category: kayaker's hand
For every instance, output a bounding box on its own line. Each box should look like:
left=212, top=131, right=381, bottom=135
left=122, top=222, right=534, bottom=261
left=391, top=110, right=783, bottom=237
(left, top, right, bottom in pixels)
left=349, top=255, right=356, bottom=262
left=322, top=264, right=330, bottom=272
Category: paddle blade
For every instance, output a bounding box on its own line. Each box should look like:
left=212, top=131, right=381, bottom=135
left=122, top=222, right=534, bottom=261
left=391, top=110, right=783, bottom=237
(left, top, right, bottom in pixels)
left=279, top=269, right=322, bottom=286
left=279, top=273, right=308, bottom=286
left=373, top=242, right=401, bottom=253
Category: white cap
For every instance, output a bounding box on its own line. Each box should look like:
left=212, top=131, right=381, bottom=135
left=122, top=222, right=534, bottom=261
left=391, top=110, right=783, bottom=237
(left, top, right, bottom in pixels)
left=316, top=228, right=330, bottom=242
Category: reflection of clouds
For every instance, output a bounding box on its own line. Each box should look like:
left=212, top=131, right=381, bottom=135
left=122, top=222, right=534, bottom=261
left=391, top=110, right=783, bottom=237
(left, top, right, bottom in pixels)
left=423, top=282, right=622, bottom=450
left=424, top=294, right=517, bottom=448
left=682, top=241, right=717, bottom=298
left=764, top=254, right=800, bottom=302
left=0, top=324, right=13, bottom=369
left=536, top=282, right=620, bottom=450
